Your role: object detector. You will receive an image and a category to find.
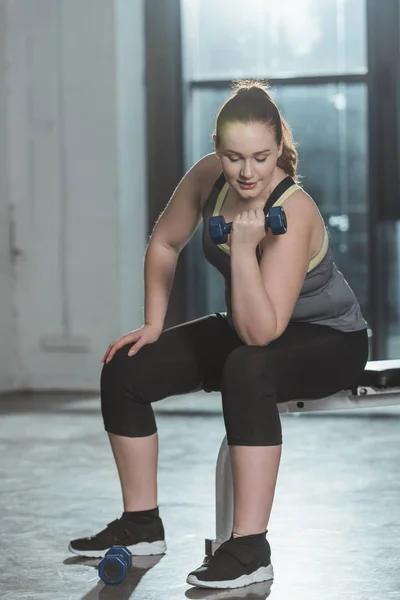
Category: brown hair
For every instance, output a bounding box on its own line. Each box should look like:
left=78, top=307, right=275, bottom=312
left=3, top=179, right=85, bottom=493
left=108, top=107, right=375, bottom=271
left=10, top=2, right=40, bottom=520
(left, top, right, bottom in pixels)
left=214, top=80, right=298, bottom=180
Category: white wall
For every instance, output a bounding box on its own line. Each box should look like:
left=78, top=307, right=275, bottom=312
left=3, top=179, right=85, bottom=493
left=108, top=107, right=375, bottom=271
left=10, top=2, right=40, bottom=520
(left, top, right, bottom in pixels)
left=0, top=0, right=147, bottom=392
left=115, top=0, right=147, bottom=333
left=0, top=1, right=21, bottom=391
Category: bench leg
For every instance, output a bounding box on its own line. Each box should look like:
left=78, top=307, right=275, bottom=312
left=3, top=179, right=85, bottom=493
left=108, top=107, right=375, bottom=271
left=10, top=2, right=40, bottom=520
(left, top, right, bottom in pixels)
left=205, top=435, right=234, bottom=557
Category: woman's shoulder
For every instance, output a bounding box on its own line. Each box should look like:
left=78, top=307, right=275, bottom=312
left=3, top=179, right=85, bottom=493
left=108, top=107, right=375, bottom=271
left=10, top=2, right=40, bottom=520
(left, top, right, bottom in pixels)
left=279, top=182, right=320, bottom=216
left=277, top=183, right=327, bottom=255
left=190, top=153, right=223, bottom=208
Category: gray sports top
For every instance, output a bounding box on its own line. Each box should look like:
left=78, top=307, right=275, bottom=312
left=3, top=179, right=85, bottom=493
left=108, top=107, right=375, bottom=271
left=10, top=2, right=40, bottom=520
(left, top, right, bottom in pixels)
left=202, top=174, right=367, bottom=333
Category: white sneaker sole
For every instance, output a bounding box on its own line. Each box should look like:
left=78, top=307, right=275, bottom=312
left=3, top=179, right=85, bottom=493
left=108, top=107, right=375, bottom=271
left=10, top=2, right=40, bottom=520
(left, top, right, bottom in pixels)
left=186, top=563, right=274, bottom=589
left=68, top=539, right=167, bottom=558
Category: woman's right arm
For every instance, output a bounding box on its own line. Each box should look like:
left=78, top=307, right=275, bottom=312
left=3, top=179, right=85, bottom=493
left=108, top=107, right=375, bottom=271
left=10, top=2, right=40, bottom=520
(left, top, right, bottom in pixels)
left=102, top=154, right=221, bottom=363
left=145, top=153, right=220, bottom=332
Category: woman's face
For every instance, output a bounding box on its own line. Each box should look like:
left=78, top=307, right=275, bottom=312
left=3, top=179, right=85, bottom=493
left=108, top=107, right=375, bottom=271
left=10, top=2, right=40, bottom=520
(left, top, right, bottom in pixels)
left=215, top=121, right=282, bottom=200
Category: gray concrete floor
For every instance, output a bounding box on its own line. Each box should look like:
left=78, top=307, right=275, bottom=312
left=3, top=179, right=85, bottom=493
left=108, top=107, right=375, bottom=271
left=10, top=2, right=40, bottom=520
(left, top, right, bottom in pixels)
left=1, top=391, right=400, bottom=600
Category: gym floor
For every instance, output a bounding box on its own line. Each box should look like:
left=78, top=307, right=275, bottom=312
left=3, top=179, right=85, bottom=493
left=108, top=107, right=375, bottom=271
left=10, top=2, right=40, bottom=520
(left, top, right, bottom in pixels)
left=1, top=391, right=400, bottom=600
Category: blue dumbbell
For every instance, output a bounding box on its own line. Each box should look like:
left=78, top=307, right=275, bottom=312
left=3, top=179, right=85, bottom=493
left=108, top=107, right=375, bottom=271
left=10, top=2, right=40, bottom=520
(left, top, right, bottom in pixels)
left=209, top=206, right=287, bottom=245
left=98, top=546, right=132, bottom=585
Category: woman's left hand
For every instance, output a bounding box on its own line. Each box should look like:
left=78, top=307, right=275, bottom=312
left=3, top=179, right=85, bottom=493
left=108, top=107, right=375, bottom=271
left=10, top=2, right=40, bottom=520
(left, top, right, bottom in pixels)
left=230, top=208, right=267, bottom=248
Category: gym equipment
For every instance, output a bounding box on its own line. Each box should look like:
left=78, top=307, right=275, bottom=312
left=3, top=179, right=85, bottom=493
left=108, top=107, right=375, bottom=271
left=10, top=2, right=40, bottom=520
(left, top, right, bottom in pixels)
left=209, top=206, right=287, bottom=245
left=203, top=359, right=400, bottom=557
left=98, top=546, right=132, bottom=585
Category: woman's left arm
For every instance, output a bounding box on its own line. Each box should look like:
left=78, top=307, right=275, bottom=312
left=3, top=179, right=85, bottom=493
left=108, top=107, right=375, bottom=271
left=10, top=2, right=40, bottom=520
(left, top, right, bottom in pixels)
left=230, top=192, right=316, bottom=345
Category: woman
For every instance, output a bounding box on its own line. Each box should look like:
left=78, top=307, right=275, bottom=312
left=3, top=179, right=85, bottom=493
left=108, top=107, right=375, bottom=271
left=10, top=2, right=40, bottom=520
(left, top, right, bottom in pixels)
left=69, top=81, right=369, bottom=589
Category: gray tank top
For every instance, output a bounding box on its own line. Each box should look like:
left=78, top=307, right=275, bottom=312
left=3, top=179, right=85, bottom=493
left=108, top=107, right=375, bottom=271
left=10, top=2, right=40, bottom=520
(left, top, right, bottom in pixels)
left=202, top=174, right=367, bottom=333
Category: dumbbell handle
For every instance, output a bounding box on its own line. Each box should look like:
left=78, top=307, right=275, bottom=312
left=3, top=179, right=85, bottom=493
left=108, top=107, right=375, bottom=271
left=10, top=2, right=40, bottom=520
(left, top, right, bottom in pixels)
left=220, top=218, right=269, bottom=236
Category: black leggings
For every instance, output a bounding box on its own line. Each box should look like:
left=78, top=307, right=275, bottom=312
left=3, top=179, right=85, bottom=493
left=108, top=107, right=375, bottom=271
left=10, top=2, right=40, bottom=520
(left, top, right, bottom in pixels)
left=101, top=314, right=369, bottom=446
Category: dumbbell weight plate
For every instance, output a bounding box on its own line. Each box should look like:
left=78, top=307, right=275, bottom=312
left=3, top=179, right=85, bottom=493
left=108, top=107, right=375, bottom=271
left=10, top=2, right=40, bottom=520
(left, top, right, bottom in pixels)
left=98, top=545, right=133, bottom=585
left=268, top=206, right=287, bottom=235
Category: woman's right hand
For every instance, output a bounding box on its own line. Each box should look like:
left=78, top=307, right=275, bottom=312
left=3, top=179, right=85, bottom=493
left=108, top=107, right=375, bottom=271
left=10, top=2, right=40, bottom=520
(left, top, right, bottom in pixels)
left=101, top=324, right=162, bottom=364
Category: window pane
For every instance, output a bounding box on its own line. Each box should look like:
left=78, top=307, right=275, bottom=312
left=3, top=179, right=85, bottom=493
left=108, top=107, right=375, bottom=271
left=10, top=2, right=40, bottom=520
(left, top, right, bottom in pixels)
left=383, top=222, right=400, bottom=358
left=181, top=0, right=367, bottom=79
left=185, top=84, right=369, bottom=323
left=274, top=84, right=369, bottom=319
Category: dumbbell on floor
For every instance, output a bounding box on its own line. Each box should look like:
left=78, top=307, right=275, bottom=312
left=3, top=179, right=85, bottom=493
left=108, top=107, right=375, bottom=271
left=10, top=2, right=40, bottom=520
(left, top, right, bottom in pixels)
left=98, top=546, right=132, bottom=585
left=209, top=206, right=287, bottom=245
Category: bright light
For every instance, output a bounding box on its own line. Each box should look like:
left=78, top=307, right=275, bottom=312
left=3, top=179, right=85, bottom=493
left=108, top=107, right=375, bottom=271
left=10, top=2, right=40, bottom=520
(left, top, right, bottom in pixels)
left=266, top=0, right=322, bottom=57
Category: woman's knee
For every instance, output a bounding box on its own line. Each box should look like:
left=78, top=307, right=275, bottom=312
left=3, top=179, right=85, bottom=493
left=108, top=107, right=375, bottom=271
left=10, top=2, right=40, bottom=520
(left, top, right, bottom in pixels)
left=101, top=344, right=137, bottom=400
left=221, top=346, right=282, bottom=446
left=100, top=344, right=157, bottom=437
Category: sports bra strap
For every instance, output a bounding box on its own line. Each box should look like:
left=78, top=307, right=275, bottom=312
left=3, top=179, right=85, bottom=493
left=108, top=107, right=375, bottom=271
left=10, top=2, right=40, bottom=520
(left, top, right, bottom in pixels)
left=263, top=176, right=296, bottom=215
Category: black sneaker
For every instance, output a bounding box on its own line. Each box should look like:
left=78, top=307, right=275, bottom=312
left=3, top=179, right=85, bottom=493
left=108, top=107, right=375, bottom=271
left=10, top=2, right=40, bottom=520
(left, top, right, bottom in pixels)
left=186, top=534, right=274, bottom=589
left=68, top=517, right=167, bottom=558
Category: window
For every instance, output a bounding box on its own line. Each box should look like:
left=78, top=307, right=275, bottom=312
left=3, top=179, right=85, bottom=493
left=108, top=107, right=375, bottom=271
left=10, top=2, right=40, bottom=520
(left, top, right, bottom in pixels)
left=181, top=0, right=370, bottom=332
left=183, top=0, right=367, bottom=79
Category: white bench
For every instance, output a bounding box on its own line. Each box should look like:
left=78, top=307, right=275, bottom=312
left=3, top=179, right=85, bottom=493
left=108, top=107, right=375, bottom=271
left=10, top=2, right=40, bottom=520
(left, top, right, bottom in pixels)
left=204, top=359, right=400, bottom=557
